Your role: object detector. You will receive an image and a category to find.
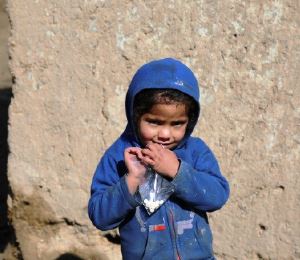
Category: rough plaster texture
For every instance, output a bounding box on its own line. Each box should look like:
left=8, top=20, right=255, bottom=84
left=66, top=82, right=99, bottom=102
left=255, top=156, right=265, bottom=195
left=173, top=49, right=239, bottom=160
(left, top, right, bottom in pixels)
left=0, top=0, right=10, bottom=89
left=4, top=0, right=300, bottom=259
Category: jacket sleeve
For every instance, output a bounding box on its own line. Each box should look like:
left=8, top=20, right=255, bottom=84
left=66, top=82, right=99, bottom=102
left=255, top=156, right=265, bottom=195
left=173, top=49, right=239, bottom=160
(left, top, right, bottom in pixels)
left=171, top=143, right=230, bottom=212
left=88, top=153, right=140, bottom=231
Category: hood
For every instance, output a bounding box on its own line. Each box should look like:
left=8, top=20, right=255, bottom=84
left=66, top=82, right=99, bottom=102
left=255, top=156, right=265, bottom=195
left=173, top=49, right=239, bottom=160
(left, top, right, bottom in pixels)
left=124, top=57, right=200, bottom=148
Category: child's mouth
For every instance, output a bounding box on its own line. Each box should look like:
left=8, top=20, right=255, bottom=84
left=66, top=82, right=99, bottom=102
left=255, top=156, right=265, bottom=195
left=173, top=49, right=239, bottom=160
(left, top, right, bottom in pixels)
left=155, top=142, right=173, bottom=147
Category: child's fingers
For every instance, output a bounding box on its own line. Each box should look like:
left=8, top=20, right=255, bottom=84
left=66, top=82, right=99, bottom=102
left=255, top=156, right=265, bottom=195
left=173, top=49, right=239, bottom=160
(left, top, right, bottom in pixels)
left=125, top=147, right=141, bottom=154
left=135, top=149, right=145, bottom=160
left=144, top=144, right=167, bottom=159
left=126, top=147, right=144, bottom=158
left=124, top=147, right=144, bottom=163
left=145, top=143, right=162, bottom=152
left=141, top=148, right=155, bottom=160
left=141, top=155, right=155, bottom=166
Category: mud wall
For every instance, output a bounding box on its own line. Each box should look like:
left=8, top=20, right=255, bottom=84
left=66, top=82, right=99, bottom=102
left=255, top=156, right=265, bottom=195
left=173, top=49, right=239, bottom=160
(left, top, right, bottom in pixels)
left=5, top=0, right=300, bottom=259
left=0, top=0, right=13, bottom=257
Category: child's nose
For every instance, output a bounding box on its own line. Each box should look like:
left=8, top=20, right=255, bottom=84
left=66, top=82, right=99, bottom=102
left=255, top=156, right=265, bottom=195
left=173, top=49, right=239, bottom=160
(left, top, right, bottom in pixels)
left=158, top=127, right=171, bottom=140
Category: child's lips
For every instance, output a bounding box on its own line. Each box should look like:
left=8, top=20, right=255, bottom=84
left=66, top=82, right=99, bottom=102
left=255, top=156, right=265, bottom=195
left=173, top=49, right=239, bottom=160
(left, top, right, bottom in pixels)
left=155, top=142, right=172, bottom=147
left=148, top=141, right=175, bottom=148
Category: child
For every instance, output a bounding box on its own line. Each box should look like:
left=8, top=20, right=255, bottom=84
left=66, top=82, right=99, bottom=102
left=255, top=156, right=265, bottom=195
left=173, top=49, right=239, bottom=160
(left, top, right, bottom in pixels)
left=88, top=58, right=230, bottom=259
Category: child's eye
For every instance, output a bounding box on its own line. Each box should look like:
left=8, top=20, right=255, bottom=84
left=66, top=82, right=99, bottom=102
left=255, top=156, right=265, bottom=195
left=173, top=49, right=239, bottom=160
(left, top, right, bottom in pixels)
left=147, top=119, right=160, bottom=125
left=172, top=121, right=187, bottom=127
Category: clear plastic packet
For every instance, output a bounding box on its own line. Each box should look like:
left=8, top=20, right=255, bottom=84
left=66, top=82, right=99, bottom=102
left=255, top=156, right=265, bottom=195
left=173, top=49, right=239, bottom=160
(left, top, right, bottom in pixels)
left=138, top=167, right=175, bottom=215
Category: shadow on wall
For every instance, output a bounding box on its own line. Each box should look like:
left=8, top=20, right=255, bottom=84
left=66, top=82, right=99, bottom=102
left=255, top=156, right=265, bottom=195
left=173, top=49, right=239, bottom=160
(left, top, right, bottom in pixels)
left=0, top=89, right=13, bottom=252
left=0, top=0, right=18, bottom=256
left=55, top=252, right=108, bottom=260
left=56, top=253, right=84, bottom=260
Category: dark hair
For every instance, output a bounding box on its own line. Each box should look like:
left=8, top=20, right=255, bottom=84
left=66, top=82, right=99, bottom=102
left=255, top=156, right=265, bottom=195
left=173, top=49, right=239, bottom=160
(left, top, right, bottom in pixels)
left=133, top=88, right=199, bottom=134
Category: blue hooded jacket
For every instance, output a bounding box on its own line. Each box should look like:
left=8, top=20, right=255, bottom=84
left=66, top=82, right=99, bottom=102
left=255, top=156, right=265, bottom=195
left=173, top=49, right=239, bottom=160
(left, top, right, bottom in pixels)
left=88, top=58, right=230, bottom=260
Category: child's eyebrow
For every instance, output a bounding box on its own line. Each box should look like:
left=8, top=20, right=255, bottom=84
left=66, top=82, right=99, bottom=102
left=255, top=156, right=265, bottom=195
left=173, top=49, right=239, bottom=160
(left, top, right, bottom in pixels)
left=171, top=120, right=188, bottom=125
left=146, top=118, right=164, bottom=123
left=173, top=119, right=188, bottom=123
left=144, top=115, right=163, bottom=120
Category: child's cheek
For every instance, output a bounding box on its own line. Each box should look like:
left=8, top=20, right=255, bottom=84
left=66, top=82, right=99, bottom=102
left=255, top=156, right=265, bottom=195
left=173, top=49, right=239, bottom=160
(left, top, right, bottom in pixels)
left=141, top=130, right=155, bottom=144
left=138, top=125, right=153, bottom=144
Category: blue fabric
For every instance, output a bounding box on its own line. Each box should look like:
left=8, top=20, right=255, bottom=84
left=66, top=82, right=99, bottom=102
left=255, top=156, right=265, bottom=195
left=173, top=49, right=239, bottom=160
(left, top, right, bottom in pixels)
left=88, top=58, right=230, bottom=259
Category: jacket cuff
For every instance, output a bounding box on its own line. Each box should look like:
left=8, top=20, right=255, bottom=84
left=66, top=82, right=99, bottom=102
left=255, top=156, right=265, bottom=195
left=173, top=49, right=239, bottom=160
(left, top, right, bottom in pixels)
left=171, top=160, right=192, bottom=190
left=120, top=175, right=141, bottom=208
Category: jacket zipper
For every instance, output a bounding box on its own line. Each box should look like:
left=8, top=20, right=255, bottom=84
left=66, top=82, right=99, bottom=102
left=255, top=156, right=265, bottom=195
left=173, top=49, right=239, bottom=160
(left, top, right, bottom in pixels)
left=169, top=209, right=181, bottom=260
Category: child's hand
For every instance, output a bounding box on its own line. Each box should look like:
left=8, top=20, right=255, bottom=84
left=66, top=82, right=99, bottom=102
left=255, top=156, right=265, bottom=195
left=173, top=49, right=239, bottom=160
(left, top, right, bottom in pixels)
left=141, top=143, right=180, bottom=179
left=124, top=147, right=146, bottom=194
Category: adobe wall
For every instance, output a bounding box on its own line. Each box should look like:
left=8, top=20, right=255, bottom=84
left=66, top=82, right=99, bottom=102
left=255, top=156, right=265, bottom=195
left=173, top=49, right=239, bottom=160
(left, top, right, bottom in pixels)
left=5, top=0, right=300, bottom=259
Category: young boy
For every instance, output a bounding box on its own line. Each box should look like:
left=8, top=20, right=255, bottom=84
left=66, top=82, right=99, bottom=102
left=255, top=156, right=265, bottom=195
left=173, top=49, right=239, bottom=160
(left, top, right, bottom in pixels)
left=88, top=58, right=230, bottom=259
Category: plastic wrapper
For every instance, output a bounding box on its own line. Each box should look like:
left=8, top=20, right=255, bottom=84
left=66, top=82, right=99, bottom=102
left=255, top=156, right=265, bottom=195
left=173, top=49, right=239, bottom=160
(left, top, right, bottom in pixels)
left=138, top=167, right=175, bottom=215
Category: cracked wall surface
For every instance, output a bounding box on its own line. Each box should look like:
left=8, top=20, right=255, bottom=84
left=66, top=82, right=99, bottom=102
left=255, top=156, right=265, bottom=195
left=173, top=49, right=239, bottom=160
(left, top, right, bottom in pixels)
left=5, top=0, right=300, bottom=259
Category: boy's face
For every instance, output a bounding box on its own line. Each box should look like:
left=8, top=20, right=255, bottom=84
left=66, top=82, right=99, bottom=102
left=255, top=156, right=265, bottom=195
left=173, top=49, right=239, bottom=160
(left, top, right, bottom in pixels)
left=138, top=103, right=189, bottom=150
